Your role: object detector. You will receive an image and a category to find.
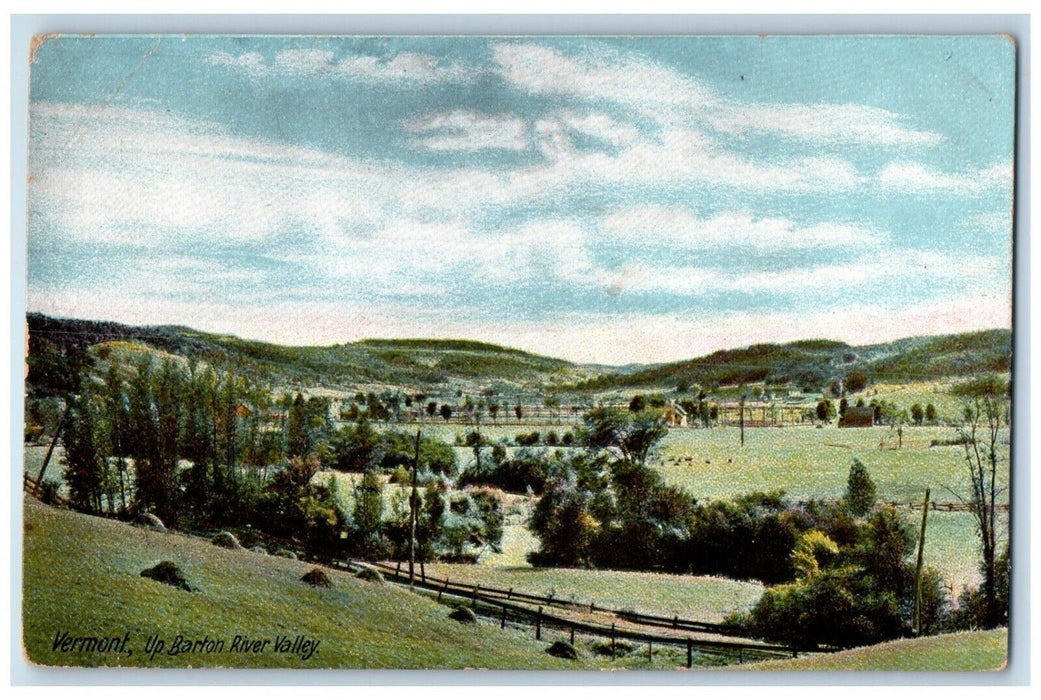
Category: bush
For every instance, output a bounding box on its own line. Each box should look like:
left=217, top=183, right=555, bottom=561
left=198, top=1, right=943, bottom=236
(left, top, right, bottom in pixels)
left=458, top=448, right=551, bottom=494
left=515, top=431, right=541, bottom=446
left=746, top=567, right=905, bottom=648
left=843, top=459, right=877, bottom=516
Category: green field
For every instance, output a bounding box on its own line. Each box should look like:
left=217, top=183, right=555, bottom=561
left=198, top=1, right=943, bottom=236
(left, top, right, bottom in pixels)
left=740, top=629, right=1007, bottom=672
left=422, top=563, right=763, bottom=622
left=651, top=425, right=1007, bottom=593
left=653, top=425, right=1008, bottom=503
left=21, top=497, right=596, bottom=669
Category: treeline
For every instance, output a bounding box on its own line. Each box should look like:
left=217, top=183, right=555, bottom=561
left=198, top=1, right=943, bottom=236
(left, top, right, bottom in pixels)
left=41, top=355, right=503, bottom=564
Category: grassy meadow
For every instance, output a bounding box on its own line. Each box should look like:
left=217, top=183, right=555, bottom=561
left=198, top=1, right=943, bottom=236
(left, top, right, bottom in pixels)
left=21, top=497, right=599, bottom=669
left=739, top=629, right=1007, bottom=672
left=422, top=563, right=764, bottom=622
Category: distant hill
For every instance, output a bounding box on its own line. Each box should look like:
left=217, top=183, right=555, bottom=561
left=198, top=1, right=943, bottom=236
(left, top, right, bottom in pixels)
left=567, top=329, right=1012, bottom=393
left=25, top=313, right=1011, bottom=396
left=25, top=313, right=583, bottom=392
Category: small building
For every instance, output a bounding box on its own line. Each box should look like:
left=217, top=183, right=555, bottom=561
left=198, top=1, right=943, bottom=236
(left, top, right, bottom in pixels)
left=663, top=401, right=688, bottom=428
left=839, top=406, right=874, bottom=428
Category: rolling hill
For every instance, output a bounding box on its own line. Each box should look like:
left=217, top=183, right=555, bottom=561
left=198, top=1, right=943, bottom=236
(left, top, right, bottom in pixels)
left=25, top=313, right=1011, bottom=396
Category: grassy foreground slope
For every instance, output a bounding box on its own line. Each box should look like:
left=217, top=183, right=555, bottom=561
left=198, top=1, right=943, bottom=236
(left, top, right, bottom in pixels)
left=21, top=497, right=588, bottom=669
left=739, top=629, right=1007, bottom=672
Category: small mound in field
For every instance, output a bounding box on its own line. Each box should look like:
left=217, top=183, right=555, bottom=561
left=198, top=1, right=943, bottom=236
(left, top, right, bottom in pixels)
left=448, top=606, right=478, bottom=624
left=133, top=512, right=166, bottom=533
left=140, top=561, right=191, bottom=592
left=250, top=545, right=267, bottom=554
left=546, top=641, right=578, bottom=660
left=354, top=566, right=384, bottom=584
left=592, top=640, right=633, bottom=657
left=275, top=548, right=298, bottom=560
left=211, top=531, right=242, bottom=550
left=300, top=568, right=332, bottom=588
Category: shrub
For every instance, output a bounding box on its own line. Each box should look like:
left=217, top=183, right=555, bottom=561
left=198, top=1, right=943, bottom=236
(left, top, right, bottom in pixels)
left=515, top=431, right=541, bottom=446
left=843, top=459, right=877, bottom=516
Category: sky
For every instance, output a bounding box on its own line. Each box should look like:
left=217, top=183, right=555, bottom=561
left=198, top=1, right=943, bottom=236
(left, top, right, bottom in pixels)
left=26, top=35, right=1015, bottom=364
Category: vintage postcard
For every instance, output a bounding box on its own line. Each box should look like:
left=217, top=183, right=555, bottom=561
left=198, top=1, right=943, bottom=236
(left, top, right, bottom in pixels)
left=21, top=34, right=1014, bottom=672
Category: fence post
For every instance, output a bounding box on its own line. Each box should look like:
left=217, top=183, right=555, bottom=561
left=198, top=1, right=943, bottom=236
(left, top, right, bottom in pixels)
left=590, top=602, right=595, bottom=613
left=438, top=579, right=449, bottom=603
left=673, top=615, right=678, bottom=629
left=536, top=607, right=543, bottom=641
left=507, top=587, right=513, bottom=600
left=421, top=560, right=426, bottom=583
left=647, top=641, right=652, bottom=663
left=570, top=626, right=575, bottom=646
left=738, top=649, right=743, bottom=664
left=473, top=585, right=479, bottom=602
left=395, top=561, right=402, bottom=576
left=686, top=639, right=693, bottom=669
left=611, top=623, right=616, bottom=660
left=501, top=606, right=507, bottom=629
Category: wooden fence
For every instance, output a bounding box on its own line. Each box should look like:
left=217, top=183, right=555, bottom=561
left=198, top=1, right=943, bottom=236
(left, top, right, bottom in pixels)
left=331, top=559, right=820, bottom=666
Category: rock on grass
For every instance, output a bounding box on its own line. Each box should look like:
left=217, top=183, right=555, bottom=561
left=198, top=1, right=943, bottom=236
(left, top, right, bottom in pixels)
left=448, top=606, right=478, bottom=624
left=354, top=566, right=384, bottom=584
left=301, top=568, right=333, bottom=588
left=133, top=512, right=166, bottom=533
left=140, top=561, right=192, bottom=592
left=211, top=531, right=242, bottom=550
left=546, top=641, right=578, bottom=660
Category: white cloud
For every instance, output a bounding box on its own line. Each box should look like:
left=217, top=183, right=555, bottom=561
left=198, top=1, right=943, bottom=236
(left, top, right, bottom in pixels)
left=600, top=207, right=883, bottom=252
left=877, top=161, right=1012, bottom=193
left=491, top=41, right=941, bottom=148
left=704, top=103, right=942, bottom=147
left=205, top=48, right=474, bottom=84
left=405, top=110, right=529, bottom=152
left=599, top=250, right=1005, bottom=298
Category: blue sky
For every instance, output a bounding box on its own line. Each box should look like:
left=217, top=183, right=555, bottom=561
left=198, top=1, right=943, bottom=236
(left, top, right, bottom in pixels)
left=27, top=35, right=1014, bottom=364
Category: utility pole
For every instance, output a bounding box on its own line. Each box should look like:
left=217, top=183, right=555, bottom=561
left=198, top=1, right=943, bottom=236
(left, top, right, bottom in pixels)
left=914, top=487, right=931, bottom=636
left=739, top=395, right=746, bottom=447
left=408, top=429, right=421, bottom=587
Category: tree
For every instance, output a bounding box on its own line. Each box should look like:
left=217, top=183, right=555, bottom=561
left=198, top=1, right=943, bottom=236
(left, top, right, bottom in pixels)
left=514, top=404, right=523, bottom=421
left=844, top=458, right=878, bottom=516
left=839, top=397, right=849, bottom=419
left=350, top=470, right=386, bottom=559
left=63, top=387, right=104, bottom=513
left=925, top=403, right=937, bottom=424
left=845, top=370, right=869, bottom=394
left=330, top=418, right=383, bottom=472
left=628, top=394, right=646, bottom=413
left=816, top=398, right=835, bottom=423
left=286, top=393, right=307, bottom=458
left=440, top=403, right=453, bottom=423
left=425, top=400, right=437, bottom=421
left=953, top=384, right=1008, bottom=628
left=911, top=403, right=924, bottom=425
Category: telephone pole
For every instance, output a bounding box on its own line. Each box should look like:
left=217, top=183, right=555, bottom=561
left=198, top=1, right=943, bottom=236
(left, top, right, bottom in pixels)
left=914, top=487, right=931, bottom=635
left=408, top=429, right=421, bottom=587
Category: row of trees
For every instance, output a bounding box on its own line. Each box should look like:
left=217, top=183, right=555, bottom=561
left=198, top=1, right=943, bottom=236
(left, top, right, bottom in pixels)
left=52, top=356, right=506, bottom=564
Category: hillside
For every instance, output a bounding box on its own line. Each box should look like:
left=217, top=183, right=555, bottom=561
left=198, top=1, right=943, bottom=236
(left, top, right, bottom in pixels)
left=25, top=313, right=1011, bottom=396
left=738, top=629, right=1007, bottom=672
left=25, top=313, right=583, bottom=392
left=21, top=496, right=592, bottom=669
left=569, top=329, right=1012, bottom=393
